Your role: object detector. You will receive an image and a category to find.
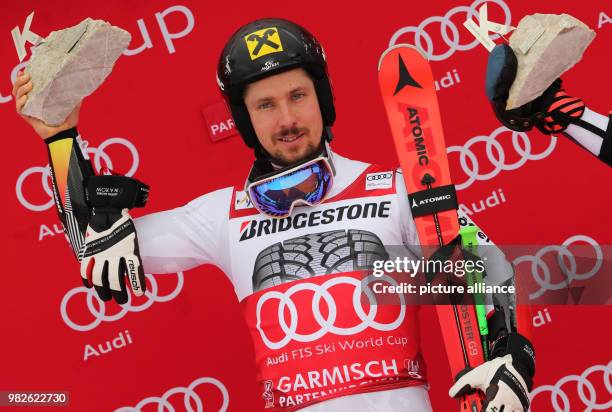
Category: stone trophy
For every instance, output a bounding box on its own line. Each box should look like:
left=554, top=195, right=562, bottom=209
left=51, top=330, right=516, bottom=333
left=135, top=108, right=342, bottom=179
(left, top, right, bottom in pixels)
left=505, top=13, right=596, bottom=110
left=21, top=18, right=131, bottom=126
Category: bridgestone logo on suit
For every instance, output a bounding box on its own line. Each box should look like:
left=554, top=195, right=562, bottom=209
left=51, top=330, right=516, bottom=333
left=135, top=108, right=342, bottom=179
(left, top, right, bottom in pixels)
left=239, top=201, right=392, bottom=241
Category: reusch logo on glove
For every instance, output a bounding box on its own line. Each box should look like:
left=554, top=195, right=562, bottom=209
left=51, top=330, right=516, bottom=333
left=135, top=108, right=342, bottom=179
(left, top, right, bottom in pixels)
left=128, top=259, right=139, bottom=291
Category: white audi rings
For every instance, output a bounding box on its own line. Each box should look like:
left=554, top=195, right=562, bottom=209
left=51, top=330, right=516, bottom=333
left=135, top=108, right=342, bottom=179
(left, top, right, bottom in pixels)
left=115, top=376, right=229, bottom=412
left=530, top=361, right=612, bottom=412
left=60, top=272, right=184, bottom=332
left=389, top=0, right=512, bottom=61
left=448, top=127, right=557, bottom=191
left=513, top=235, right=603, bottom=300
left=256, top=275, right=406, bottom=350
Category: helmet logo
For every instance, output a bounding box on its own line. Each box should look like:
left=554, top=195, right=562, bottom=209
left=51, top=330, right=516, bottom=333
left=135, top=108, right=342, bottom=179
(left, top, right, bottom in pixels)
left=261, top=60, right=280, bottom=72
left=244, top=27, right=283, bottom=60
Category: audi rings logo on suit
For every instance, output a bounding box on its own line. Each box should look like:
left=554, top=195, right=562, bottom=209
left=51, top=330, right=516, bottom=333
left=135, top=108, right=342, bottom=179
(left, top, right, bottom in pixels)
left=367, top=173, right=393, bottom=181
left=365, top=171, right=394, bottom=190
left=256, top=275, right=406, bottom=350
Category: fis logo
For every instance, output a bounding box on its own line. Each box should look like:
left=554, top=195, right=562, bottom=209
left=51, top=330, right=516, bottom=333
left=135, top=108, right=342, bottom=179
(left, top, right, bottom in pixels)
left=405, top=359, right=423, bottom=379
left=262, top=380, right=274, bottom=408
left=245, top=27, right=283, bottom=60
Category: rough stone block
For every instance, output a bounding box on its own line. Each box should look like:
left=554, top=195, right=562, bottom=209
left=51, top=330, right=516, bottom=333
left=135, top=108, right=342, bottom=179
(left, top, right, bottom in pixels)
left=507, top=14, right=595, bottom=110
left=22, top=18, right=131, bottom=126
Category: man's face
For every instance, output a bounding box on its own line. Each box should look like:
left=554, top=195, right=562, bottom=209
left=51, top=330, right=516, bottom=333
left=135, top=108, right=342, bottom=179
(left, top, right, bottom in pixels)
left=244, top=68, right=323, bottom=167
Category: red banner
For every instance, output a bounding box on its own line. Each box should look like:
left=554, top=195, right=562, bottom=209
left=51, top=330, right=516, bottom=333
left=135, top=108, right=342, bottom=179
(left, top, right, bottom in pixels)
left=2, top=1, right=610, bottom=411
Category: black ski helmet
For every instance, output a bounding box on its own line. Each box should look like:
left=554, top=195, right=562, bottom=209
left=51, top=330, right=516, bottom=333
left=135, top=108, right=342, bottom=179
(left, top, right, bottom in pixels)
left=216, top=18, right=335, bottom=149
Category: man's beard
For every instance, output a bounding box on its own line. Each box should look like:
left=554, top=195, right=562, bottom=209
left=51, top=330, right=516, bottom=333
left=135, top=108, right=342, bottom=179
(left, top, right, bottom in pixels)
left=268, top=126, right=323, bottom=167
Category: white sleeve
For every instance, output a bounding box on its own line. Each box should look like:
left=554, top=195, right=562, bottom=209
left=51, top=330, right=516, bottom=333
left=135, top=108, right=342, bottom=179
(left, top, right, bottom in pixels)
left=565, top=107, right=609, bottom=156
left=133, top=187, right=232, bottom=275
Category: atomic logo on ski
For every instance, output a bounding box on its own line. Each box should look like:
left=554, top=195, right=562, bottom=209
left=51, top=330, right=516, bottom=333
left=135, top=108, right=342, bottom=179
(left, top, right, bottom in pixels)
left=400, top=104, right=431, bottom=166
left=394, top=54, right=422, bottom=95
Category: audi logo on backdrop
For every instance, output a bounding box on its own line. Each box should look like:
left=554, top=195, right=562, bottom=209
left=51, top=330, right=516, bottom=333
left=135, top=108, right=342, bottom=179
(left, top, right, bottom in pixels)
left=389, top=0, right=512, bottom=61
left=256, top=275, right=406, bottom=350
left=449, top=127, right=557, bottom=191
left=512, top=235, right=603, bottom=300
left=114, top=376, right=229, bottom=412
left=60, top=272, right=184, bottom=332
left=530, top=361, right=612, bottom=411
left=16, top=137, right=140, bottom=212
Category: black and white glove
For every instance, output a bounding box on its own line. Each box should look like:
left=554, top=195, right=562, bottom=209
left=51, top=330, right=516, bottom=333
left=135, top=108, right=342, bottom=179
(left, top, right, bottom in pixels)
left=449, top=333, right=536, bottom=412
left=486, top=43, right=585, bottom=135
left=81, top=175, right=149, bottom=304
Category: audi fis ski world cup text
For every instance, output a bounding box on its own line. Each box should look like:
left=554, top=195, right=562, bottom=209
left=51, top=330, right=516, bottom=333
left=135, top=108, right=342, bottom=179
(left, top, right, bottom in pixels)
left=268, top=338, right=410, bottom=367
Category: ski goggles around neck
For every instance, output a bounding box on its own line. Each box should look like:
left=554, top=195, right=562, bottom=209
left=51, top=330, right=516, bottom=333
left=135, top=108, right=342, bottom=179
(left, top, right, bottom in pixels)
left=245, top=156, right=334, bottom=218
